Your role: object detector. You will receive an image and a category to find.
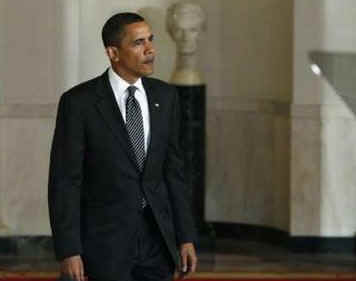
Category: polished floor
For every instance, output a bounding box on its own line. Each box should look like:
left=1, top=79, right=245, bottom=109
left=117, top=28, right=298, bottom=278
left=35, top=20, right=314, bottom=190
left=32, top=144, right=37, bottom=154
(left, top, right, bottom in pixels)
left=1, top=239, right=356, bottom=279
left=198, top=239, right=356, bottom=278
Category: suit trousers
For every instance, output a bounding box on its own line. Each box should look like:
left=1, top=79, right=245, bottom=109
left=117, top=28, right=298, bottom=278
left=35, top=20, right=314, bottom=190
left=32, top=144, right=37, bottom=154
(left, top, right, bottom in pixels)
left=87, top=206, right=175, bottom=281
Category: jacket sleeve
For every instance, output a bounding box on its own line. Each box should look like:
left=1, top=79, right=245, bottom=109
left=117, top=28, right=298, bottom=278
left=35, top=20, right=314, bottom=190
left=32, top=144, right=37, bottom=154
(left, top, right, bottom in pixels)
left=48, top=92, right=85, bottom=261
left=164, top=88, right=197, bottom=245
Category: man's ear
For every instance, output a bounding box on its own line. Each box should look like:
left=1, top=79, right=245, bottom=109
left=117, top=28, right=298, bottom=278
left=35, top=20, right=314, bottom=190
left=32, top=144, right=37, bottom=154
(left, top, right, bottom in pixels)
left=106, top=47, right=119, bottom=62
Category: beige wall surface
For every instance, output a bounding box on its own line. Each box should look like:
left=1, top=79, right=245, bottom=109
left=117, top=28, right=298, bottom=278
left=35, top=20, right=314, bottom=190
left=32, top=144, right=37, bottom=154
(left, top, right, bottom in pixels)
left=294, top=0, right=356, bottom=105
left=204, top=0, right=293, bottom=232
left=0, top=0, right=177, bottom=235
left=1, top=0, right=293, bottom=235
left=0, top=0, right=5, bottom=104
left=1, top=0, right=177, bottom=104
left=291, top=0, right=356, bottom=236
left=0, top=119, right=54, bottom=235
left=2, top=0, right=58, bottom=104
left=220, top=0, right=293, bottom=102
left=0, top=0, right=78, bottom=235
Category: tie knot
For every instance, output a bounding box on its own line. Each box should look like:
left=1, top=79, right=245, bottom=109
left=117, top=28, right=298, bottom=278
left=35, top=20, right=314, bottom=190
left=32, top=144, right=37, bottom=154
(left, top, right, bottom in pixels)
left=127, top=86, right=137, bottom=98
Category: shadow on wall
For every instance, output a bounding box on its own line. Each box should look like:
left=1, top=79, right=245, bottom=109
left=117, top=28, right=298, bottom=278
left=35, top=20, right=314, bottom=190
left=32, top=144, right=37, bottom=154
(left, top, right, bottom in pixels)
left=309, top=51, right=356, bottom=115
left=308, top=50, right=356, bottom=238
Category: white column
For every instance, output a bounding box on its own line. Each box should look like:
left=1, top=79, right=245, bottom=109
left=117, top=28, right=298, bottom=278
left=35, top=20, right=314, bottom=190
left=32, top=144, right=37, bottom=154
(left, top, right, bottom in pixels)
left=291, top=0, right=356, bottom=236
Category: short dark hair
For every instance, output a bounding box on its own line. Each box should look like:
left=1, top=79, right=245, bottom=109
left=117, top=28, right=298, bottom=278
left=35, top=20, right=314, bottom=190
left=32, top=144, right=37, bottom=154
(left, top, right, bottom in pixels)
left=102, top=12, right=145, bottom=48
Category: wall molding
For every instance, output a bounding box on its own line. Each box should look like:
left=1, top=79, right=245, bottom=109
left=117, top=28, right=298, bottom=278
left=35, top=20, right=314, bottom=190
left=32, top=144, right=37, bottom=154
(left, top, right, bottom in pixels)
left=0, top=236, right=54, bottom=257
left=0, top=100, right=354, bottom=120
left=291, top=103, right=356, bottom=119
left=207, top=96, right=291, bottom=115
left=0, top=230, right=355, bottom=257
left=0, top=104, right=57, bottom=118
left=207, top=97, right=356, bottom=120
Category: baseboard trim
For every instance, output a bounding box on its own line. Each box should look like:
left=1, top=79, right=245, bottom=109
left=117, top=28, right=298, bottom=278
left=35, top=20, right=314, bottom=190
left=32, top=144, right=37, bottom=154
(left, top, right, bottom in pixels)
left=212, top=222, right=356, bottom=254
left=0, top=236, right=54, bottom=257
left=290, top=236, right=356, bottom=253
left=1, top=225, right=355, bottom=257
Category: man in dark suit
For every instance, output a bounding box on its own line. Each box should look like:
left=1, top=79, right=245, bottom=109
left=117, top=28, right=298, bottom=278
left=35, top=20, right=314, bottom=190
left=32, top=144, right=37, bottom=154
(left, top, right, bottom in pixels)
left=48, top=12, right=197, bottom=281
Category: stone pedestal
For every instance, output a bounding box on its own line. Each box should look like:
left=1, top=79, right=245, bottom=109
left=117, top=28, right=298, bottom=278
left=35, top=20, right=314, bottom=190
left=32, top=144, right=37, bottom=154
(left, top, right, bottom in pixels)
left=173, top=85, right=214, bottom=245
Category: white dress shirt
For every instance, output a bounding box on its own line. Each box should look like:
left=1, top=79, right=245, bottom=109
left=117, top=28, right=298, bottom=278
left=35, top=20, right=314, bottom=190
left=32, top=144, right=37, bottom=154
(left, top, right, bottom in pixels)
left=108, top=67, right=150, bottom=153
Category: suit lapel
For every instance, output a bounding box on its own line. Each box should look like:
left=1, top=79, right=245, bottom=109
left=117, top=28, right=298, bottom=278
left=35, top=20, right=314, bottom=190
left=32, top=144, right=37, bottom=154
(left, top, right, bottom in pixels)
left=142, top=77, right=162, bottom=177
left=95, top=71, right=139, bottom=170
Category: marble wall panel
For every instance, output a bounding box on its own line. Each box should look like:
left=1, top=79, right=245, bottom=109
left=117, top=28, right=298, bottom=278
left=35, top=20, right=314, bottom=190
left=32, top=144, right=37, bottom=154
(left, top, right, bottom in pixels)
left=206, top=101, right=290, bottom=231
left=0, top=118, right=54, bottom=235
left=290, top=106, right=356, bottom=236
left=320, top=115, right=356, bottom=236
left=0, top=119, right=9, bottom=234
left=205, top=110, right=222, bottom=221
left=206, top=110, right=251, bottom=223
left=243, top=113, right=275, bottom=226
left=272, top=115, right=291, bottom=231
left=290, top=114, right=322, bottom=236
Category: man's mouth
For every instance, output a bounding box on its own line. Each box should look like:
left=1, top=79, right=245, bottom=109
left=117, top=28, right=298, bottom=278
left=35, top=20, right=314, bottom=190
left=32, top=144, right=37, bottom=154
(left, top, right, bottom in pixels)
left=143, top=58, right=155, bottom=64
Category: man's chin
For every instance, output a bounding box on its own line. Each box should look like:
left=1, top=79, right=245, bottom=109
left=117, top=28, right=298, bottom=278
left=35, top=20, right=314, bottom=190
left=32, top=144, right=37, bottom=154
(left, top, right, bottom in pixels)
left=140, top=69, right=154, bottom=77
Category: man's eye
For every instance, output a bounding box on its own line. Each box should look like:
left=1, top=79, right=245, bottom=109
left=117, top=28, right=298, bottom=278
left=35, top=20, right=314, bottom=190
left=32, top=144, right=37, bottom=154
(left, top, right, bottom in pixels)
left=134, top=40, right=144, bottom=46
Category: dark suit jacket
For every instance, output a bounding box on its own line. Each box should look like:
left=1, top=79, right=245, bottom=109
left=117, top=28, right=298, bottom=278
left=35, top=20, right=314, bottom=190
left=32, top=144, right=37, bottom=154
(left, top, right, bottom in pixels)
left=48, top=70, right=197, bottom=280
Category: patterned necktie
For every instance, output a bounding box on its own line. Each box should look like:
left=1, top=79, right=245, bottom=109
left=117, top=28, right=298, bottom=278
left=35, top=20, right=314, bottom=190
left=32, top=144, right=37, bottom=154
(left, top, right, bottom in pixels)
left=126, top=86, right=147, bottom=208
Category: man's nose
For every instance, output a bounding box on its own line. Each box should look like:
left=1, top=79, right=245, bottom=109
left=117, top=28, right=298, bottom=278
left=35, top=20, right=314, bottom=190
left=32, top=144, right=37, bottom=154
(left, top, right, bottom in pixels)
left=145, top=41, right=155, bottom=55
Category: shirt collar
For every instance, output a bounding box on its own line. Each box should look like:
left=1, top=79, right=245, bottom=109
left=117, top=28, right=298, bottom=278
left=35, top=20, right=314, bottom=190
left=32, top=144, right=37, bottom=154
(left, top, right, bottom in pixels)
left=109, top=67, right=145, bottom=98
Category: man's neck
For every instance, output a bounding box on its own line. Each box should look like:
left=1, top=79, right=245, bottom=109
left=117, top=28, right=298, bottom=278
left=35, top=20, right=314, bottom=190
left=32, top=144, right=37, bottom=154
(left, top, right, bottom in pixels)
left=111, top=65, right=139, bottom=85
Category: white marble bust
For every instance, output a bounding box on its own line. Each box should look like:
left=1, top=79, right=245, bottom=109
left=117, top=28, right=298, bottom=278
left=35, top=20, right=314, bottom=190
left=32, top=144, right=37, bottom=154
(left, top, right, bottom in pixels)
left=166, top=1, right=206, bottom=85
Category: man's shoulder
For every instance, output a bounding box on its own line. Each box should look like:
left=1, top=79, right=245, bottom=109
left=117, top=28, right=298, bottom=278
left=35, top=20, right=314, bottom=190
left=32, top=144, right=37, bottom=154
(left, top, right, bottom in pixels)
left=64, top=75, right=101, bottom=97
left=60, top=73, right=105, bottom=104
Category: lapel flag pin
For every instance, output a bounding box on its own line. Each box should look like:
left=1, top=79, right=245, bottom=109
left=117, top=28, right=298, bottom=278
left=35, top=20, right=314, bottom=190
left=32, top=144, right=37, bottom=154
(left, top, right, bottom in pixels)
left=154, top=103, right=160, bottom=108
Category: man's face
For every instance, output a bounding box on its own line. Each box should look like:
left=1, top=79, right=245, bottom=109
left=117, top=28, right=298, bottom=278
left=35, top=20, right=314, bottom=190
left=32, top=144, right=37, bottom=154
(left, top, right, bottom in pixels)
left=110, top=21, right=155, bottom=83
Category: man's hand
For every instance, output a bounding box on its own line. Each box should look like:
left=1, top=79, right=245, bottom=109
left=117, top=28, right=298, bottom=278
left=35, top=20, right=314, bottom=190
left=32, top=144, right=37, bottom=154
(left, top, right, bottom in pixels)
left=178, top=242, right=198, bottom=279
left=60, top=255, right=86, bottom=281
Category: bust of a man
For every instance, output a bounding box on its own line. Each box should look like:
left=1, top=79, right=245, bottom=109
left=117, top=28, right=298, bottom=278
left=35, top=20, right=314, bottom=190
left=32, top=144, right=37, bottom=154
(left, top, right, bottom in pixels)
left=166, top=1, right=206, bottom=85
